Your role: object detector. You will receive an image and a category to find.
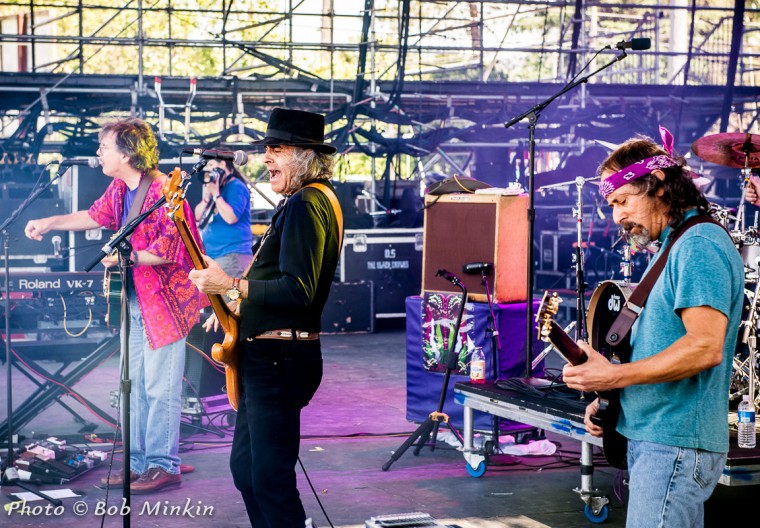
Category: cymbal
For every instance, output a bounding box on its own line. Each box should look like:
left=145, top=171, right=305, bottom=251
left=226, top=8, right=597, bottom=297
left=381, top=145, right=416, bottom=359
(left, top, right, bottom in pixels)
left=692, top=132, right=760, bottom=168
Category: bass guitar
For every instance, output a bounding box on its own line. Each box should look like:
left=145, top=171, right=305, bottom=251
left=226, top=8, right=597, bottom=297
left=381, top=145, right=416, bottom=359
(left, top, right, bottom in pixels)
left=535, top=281, right=632, bottom=469
left=162, top=168, right=241, bottom=411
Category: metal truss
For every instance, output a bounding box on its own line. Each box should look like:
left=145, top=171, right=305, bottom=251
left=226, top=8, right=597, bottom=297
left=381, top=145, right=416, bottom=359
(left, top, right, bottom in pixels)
left=0, top=1, right=758, bottom=184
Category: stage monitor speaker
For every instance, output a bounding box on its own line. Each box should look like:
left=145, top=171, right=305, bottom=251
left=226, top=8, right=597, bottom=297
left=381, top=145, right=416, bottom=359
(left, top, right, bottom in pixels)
left=422, top=193, right=528, bottom=303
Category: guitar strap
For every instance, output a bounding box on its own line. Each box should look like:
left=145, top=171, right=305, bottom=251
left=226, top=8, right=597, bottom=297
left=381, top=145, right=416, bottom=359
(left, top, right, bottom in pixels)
left=240, top=181, right=344, bottom=279
left=122, top=170, right=157, bottom=236
left=605, top=215, right=723, bottom=346
left=305, top=182, right=344, bottom=253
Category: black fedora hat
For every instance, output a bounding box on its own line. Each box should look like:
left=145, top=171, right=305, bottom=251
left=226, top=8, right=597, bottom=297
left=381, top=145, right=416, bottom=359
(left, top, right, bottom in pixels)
left=251, top=107, right=336, bottom=154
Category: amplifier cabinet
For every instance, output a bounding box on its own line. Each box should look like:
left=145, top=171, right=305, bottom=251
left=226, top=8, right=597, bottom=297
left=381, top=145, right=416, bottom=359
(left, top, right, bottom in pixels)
left=422, top=193, right=528, bottom=303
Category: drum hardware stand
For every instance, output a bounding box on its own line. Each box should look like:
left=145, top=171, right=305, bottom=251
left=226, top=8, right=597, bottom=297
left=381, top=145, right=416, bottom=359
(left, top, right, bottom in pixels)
left=382, top=270, right=467, bottom=471
left=572, top=176, right=594, bottom=342
left=730, top=143, right=756, bottom=244
left=619, top=244, right=634, bottom=283
left=739, top=257, right=760, bottom=406
left=532, top=321, right=577, bottom=371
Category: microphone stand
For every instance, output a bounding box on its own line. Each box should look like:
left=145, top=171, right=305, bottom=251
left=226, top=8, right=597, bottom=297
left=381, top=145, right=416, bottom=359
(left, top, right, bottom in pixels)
left=573, top=177, right=590, bottom=342
left=504, top=47, right=631, bottom=380
left=382, top=271, right=467, bottom=471
left=478, top=267, right=503, bottom=454
left=83, top=163, right=200, bottom=528
left=0, top=163, right=68, bottom=506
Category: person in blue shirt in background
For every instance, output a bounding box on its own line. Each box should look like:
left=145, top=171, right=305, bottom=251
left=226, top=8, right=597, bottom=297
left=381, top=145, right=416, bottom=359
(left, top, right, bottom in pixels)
left=194, top=158, right=253, bottom=282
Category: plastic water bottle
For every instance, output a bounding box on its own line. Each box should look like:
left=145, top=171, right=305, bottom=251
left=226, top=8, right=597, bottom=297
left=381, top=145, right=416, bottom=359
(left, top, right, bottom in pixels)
left=738, top=395, right=756, bottom=449
left=470, top=347, right=486, bottom=384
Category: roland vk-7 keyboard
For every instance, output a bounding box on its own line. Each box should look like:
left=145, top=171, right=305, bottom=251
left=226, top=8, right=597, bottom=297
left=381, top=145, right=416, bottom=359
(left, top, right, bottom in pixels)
left=0, top=271, right=109, bottom=339
left=0, top=271, right=104, bottom=296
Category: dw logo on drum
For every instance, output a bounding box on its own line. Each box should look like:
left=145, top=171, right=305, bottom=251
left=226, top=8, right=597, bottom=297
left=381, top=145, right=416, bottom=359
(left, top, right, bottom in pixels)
left=608, top=294, right=622, bottom=313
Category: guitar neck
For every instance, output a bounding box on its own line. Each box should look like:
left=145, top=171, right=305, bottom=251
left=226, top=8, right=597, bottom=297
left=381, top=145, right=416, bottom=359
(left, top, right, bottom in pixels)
left=173, top=218, right=236, bottom=331
left=548, top=321, right=587, bottom=366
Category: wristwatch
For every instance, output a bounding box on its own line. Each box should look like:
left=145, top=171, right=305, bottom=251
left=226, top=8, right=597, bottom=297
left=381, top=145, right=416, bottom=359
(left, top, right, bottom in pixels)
left=226, top=278, right=242, bottom=300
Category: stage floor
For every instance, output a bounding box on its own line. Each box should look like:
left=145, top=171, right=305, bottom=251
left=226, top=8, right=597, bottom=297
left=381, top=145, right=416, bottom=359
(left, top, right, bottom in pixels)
left=0, top=324, right=754, bottom=527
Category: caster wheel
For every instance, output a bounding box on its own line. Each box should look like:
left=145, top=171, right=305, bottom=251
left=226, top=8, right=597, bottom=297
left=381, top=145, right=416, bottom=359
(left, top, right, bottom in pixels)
left=484, top=440, right=495, bottom=455
left=466, top=461, right=486, bottom=478
left=584, top=504, right=609, bottom=524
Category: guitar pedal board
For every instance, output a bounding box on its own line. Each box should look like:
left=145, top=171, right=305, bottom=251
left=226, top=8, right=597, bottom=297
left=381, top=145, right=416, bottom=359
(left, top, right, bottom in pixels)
left=13, top=437, right=109, bottom=485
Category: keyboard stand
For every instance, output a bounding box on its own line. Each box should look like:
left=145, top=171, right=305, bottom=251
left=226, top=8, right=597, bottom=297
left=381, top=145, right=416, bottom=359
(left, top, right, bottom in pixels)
left=0, top=334, right=120, bottom=440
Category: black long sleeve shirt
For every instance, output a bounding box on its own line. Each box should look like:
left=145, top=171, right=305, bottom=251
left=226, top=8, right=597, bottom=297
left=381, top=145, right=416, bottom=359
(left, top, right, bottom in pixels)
left=239, top=181, right=341, bottom=339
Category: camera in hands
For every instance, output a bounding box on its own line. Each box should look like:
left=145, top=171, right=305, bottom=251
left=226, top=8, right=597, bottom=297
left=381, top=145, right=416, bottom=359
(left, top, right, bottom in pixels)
left=197, top=167, right=224, bottom=184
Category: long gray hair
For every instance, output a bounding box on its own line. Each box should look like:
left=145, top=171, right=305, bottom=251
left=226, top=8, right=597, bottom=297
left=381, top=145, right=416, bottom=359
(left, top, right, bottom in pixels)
left=283, top=147, right=334, bottom=195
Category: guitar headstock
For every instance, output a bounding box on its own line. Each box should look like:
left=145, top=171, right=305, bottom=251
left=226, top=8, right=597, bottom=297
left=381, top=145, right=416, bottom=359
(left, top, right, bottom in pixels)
left=162, top=167, right=187, bottom=221
left=536, top=291, right=562, bottom=341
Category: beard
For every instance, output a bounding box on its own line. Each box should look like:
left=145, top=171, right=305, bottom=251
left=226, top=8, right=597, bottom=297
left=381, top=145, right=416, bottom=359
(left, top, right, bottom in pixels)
left=620, top=222, right=653, bottom=249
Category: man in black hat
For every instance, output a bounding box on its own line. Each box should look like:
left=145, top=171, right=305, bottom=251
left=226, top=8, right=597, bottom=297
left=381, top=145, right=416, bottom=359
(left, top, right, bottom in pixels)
left=189, top=107, right=342, bottom=527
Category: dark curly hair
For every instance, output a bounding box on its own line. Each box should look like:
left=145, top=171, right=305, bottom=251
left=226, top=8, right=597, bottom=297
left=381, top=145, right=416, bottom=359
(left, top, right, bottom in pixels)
left=99, top=118, right=159, bottom=171
left=597, top=136, right=709, bottom=233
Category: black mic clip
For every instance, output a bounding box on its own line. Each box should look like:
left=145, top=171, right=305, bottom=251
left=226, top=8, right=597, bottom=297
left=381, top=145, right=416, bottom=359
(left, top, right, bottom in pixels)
left=614, top=37, right=652, bottom=51
left=462, top=262, right=493, bottom=275
left=436, top=269, right=461, bottom=285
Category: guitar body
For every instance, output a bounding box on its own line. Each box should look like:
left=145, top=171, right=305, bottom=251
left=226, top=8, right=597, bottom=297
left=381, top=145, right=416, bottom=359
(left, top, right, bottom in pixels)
left=536, top=281, right=634, bottom=470
left=210, top=314, right=241, bottom=411
left=103, top=268, right=123, bottom=328
left=162, top=169, right=242, bottom=411
left=586, top=280, right=634, bottom=470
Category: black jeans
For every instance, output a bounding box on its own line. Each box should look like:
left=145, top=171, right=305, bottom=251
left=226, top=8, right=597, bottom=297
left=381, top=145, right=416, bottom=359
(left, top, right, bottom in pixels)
left=229, top=337, right=323, bottom=528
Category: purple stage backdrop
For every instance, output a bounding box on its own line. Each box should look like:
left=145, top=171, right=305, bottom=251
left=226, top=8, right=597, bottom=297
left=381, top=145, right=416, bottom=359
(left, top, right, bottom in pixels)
left=406, top=295, right=543, bottom=431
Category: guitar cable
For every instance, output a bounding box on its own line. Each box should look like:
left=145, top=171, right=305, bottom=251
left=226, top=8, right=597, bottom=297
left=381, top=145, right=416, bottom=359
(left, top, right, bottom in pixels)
left=58, top=292, right=93, bottom=337
left=297, top=456, right=335, bottom=528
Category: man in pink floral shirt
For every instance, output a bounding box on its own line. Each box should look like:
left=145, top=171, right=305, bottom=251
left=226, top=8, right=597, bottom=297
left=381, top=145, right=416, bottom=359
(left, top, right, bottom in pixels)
left=25, top=118, right=204, bottom=494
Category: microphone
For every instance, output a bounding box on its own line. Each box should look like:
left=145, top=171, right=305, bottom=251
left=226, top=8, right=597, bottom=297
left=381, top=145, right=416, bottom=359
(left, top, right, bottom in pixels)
left=615, top=38, right=651, bottom=51
left=436, top=268, right=461, bottom=285
left=60, top=158, right=100, bottom=168
left=182, top=148, right=248, bottom=166
left=51, top=235, right=62, bottom=259
left=462, top=262, right=493, bottom=275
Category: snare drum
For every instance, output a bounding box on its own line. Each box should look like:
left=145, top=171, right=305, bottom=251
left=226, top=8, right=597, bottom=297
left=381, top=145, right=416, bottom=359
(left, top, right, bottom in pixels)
left=741, top=243, right=760, bottom=283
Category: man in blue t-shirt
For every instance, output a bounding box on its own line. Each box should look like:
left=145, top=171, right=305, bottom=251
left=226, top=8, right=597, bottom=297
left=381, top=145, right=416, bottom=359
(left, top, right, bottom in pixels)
left=194, top=158, right=253, bottom=281
left=563, top=132, right=745, bottom=528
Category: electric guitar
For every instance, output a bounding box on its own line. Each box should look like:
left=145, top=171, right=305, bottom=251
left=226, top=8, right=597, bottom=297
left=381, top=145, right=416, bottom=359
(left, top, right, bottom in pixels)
left=162, top=168, right=241, bottom=411
left=103, top=267, right=122, bottom=328
left=536, top=288, right=631, bottom=469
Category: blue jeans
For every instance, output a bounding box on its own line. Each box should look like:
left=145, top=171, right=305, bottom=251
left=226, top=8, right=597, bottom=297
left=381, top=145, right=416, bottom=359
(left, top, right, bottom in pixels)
left=123, top=296, right=185, bottom=475
left=627, top=440, right=726, bottom=528
left=229, top=337, right=322, bottom=528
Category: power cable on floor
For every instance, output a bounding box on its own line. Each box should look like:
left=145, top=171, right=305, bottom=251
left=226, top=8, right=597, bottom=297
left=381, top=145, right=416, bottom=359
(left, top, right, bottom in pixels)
left=298, top=456, right=335, bottom=528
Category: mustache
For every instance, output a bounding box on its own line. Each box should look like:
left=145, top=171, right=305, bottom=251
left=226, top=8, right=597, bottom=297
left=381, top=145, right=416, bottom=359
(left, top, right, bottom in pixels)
left=621, top=222, right=644, bottom=234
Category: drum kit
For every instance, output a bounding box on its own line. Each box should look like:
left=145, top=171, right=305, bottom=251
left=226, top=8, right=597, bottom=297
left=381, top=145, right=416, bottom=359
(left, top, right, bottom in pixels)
left=692, top=131, right=760, bottom=407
